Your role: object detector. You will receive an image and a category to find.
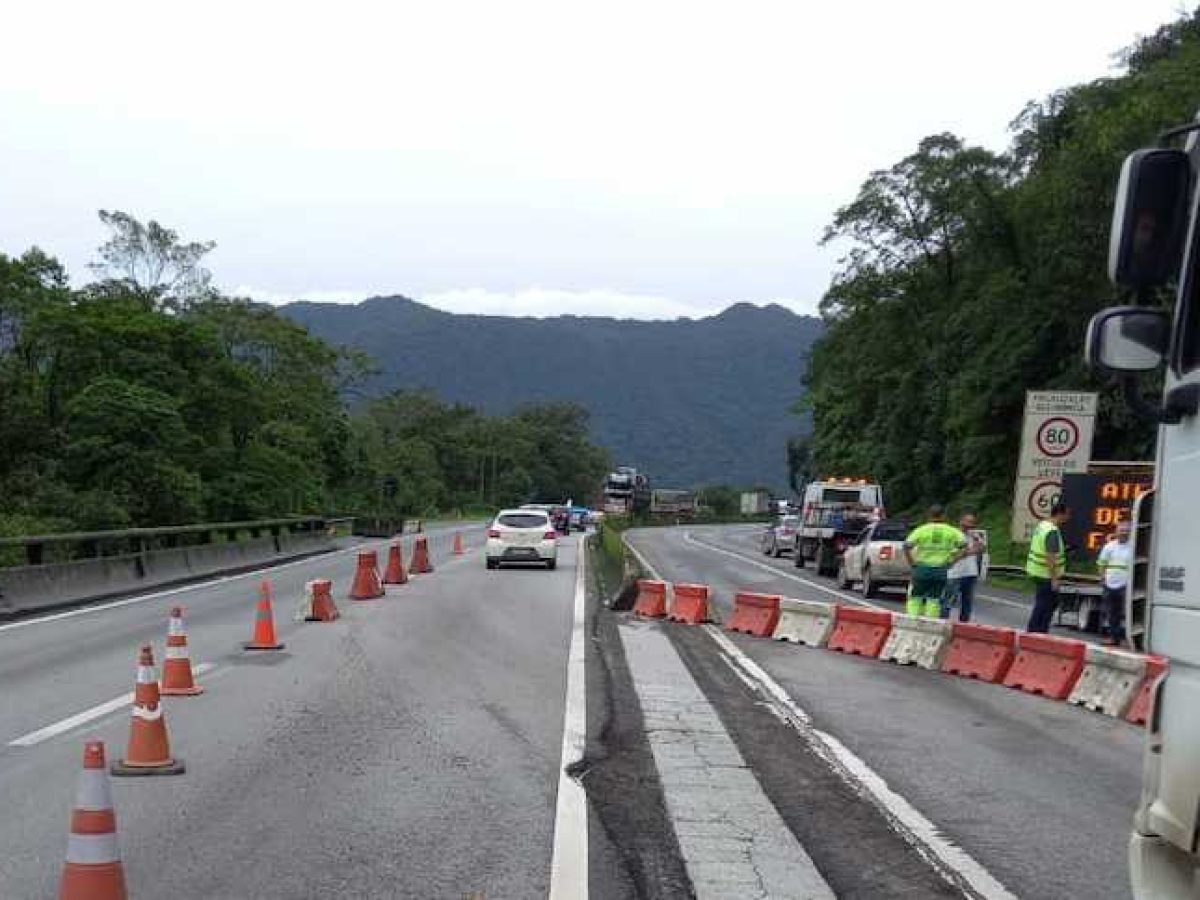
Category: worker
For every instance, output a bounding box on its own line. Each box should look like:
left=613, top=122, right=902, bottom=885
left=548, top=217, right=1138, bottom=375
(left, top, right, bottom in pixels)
left=941, top=511, right=984, bottom=622
left=1096, top=521, right=1132, bottom=646
left=1025, top=501, right=1071, bottom=633
left=903, top=505, right=968, bottom=617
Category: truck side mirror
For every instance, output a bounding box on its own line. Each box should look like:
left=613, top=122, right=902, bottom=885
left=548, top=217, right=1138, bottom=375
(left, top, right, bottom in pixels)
left=1108, top=149, right=1190, bottom=290
left=1084, top=306, right=1170, bottom=373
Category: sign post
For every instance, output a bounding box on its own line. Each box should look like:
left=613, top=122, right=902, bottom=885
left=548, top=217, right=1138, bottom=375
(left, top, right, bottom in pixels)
left=1010, top=391, right=1097, bottom=542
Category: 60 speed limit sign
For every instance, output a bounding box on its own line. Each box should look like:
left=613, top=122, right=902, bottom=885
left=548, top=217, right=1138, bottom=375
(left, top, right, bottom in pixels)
left=1035, top=417, right=1081, bottom=458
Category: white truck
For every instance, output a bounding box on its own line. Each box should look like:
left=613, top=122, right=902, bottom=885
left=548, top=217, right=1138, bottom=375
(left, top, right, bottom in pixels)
left=793, top=478, right=884, bottom=576
left=1084, top=117, right=1200, bottom=897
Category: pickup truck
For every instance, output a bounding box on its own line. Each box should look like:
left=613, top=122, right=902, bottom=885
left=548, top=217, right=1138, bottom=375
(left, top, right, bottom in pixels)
left=836, top=519, right=910, bottom=598
left=795, top=503, right=876, bottom=576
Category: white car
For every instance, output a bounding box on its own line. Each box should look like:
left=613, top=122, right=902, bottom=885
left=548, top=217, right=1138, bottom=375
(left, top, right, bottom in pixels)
left=486, top=509, right=558, bottom=570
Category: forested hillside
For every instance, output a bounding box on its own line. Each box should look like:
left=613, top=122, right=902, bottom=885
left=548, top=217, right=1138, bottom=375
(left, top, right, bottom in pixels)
left=0, top=216, right=609, bottom=534
left=803, top=10, right=1199, bottom=513
left=283, top=298, right=821, bottom=489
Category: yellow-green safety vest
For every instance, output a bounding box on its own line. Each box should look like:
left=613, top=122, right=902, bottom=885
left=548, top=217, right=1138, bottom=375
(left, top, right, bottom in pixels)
left=1026, top=519, right=1065, bottom=579
left=906, top=522, right=966, bottom=567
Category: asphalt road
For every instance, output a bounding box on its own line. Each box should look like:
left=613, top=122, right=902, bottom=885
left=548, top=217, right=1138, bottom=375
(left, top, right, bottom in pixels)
left=0, top=523, right=615, bottom=900
left=625, top=524, right=1146, bottom=900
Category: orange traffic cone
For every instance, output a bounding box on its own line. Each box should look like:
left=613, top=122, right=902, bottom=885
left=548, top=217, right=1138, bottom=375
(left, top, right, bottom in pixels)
left=243, top=580, right=285, bottom=650
left=410, top=535, right=434, bottom=574
left=453, top=532, right=465, bottom=556
left=160, top=607, right=203, bottom=696
left=59, top=740, right=127, bottom=900
left=350, top=551, right=385, bottom=599
left=304, top=579, right=340, bottom=622
left=111, top=645, right=185, bottom=776
left=383, top=543, right=408, bottom=585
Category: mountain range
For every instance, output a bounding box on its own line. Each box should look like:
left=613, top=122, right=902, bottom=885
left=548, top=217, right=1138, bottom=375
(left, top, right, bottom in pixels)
left=281, top=297, right=822, bottom=490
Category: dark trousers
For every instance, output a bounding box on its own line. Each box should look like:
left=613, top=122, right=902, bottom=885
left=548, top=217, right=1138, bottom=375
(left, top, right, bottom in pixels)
left=1102, top=586, right=1126, bottom=642
left=1026, top=578, right=1058, bottom=633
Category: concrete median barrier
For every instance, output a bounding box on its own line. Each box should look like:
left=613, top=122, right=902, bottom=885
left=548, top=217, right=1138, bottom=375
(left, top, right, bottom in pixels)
left=827, top=605, right=892, bottom=657
left=879, top=615, right=949, bottom=669
left=940, top=622, right=1017, bottom=683
left=772, top=598, right=834, bottom=647
left=1003, top=633, right=1087, bottom=700
left=1067, top=645, right=1147, bottom=717
left=726, top=592, right=781, bottom=637
left=0, top=556, right=144, bottom=614
left=184, top=543, right=247, bottom=578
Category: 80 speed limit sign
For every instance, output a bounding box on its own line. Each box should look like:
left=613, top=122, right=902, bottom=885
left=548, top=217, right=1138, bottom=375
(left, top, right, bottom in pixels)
left=1011, top=392, right=1096, bottom=541
left=1036, top=417, right=1080, bottom=458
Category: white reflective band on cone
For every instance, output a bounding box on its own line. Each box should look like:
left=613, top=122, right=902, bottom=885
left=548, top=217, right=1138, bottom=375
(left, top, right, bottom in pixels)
left=131, top=704, right=163, bottom=722
left=66, top=832, right=120, bottom=864
left=74, top=769, right=114, bottom=811
left=168, top=618, right=184, bottom=636
left=136, top=665, right=157, bottom=683
left=164, top=645, right=189, bottom=659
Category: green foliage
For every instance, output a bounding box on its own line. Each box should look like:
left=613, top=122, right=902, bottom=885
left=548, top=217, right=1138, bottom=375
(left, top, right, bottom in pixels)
left=0, top=213, right=611, bottom=532
left=804, top=14, right=1194, bottom=513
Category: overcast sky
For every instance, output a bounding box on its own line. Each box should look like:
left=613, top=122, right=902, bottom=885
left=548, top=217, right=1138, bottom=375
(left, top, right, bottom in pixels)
left=0, top=1, right=1187, bottom=320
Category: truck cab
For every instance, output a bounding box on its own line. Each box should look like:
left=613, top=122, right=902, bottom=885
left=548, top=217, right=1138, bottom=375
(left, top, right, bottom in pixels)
left=1085, top=119, right=1200, bottom=897
left=794, top=478, right=884, bottom=575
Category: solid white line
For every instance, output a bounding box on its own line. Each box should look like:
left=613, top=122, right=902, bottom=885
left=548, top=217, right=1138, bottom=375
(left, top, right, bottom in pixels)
left=0, top=526, right=475, bottom=636
left=548, top=542, right=589, bottom=900
left=8, top=662, right=217, bottom=747
left=705, top=627, right=1017, bottom=900
left=626, top=533, right=1017, bottom=900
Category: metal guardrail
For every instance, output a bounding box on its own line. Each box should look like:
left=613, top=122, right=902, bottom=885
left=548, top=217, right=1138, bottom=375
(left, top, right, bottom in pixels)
left=987, top=563, right=1100, bottom=585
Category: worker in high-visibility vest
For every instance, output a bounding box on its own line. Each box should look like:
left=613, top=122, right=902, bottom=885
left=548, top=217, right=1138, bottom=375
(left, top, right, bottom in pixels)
left=903, top=505, right=968, bottom=617
left=1097, top=521, right=1132, bottom=646
left=1024, top=501, right=1071, bottom=633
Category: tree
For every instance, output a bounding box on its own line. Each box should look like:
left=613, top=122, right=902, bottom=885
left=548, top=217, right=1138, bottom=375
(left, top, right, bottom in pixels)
left=88, top=210, right=216, bottom=307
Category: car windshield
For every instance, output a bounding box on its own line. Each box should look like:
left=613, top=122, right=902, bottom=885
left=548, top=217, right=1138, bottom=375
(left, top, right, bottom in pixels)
left=497, top=513, right=549, bottom=529
left=874, top=523, right=908, bottom=541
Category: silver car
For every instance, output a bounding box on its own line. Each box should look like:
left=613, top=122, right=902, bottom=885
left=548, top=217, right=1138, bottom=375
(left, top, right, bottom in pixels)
left=760, top=515, right=801, bottom=557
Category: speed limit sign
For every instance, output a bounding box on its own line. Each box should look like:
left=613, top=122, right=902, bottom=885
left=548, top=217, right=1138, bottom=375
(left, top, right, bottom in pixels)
left=1036, top=417, right=1080, bottom=458
left=1011, top=392, right=1096, bottom=541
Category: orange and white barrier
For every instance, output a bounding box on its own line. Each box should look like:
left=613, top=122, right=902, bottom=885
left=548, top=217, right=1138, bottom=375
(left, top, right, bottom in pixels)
left=667, top=583, right=712, bottom=624
left=633, top=579, right=668, bottom=618
left=111, top=645, right=185, bottom=776
left=1067, top=644, right=1146, bottom=717
left=299, top=579, right=340, bottom=622
left=59, top=740, right=128, bottom=900
left=382, top=544, right=408, bottom=585
left=410, top=536, right=434, bottom=574
left=244, top=580, right=286, bottom=649
left=1002, top=633, right=1086, bottom=700
left=772, top=598, right=833, bottom=647
left=160, top=607, right=203, bottom=696
left=350, top=551, right=385, bottom=599
left=879, top=614, right=950, bottom=670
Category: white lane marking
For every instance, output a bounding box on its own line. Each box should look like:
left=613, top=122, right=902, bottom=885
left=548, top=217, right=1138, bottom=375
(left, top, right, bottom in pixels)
left=627, top=533, right=1017, bottom=900
left=975, top=592, right=1029, bottom=610
left=0, top=525, right=478, bottom=635
left=8, top=662, right=217, bottom=747
left=548, top=541, right=588, bottom=900
left=706, top=627, right=1017, bottom=900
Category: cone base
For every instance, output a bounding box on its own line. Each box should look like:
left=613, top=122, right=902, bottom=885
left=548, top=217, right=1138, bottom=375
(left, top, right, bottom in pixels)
left=304, top=614, right=340, bottom=622
left=242, top=641, right=285, bottom=651
left=59, top=861, right=127, bottom=900
left=111, top=757, right=185, bottom=777
left=160, top=684, right=204, bottom=696
left=348, top=593, right=384, bottom=601
left=382, top=578, right=407, bottom=586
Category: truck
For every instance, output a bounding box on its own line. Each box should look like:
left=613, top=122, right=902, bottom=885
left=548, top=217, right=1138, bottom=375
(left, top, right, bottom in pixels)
left=740, top=490, right=771, bottom=516
left=649, top=489, right=697, bottom=520
left=603, top=466, right=651, bottom=516
left=1083, top=118, right=1200, bottom=897
left=792, top=477, right=884, bottom=576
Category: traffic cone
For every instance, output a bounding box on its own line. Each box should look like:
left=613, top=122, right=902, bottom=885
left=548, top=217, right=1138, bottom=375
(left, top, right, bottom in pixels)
left=59, top=740, right=127, bottom=900
left=383, top=544, right=408, bottom=585
left=243, top=580, right=286, bottom=650
left=349, top=551, right=385, bottom=599
left=305, top=579, right=340, bottom=622
left=160, top=607, right=203, bottom=696
left=111, top=645, right=185, bottom=776
left=410, top=535, right=434, bottom=574
left=453, top=532, right=465, bottom=556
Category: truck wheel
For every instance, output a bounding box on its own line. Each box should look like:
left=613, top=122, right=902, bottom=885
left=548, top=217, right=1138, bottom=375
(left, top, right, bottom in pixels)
left=861, top=566, right=878, bottom=599
left=793, top=551, right=805, bottom=569
left=772, top=542, right=784, bottom=559
left=836, top=563, right=851, bottom=590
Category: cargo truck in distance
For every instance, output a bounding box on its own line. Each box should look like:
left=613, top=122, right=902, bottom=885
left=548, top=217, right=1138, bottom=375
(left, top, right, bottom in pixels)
left=793, top=478, right=883, bottom=576
left=650, top=489, right=697, bottom=521
left=1084, top=115, right=1200, bottom=898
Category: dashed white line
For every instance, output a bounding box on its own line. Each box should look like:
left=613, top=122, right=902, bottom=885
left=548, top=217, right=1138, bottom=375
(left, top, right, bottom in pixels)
left=548, top=542, right=588, bottom=900
left=8, top=662, right=218, bottom=747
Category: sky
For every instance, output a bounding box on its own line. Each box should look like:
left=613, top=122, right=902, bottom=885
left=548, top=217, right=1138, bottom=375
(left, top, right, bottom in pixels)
left=0, top=0, right=1189, bottom=320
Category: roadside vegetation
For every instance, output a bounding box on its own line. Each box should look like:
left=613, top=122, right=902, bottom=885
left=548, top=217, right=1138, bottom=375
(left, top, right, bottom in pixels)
left=800, top=11, right=1197, bottom=519
left=0, top=214, right=609, bottom=536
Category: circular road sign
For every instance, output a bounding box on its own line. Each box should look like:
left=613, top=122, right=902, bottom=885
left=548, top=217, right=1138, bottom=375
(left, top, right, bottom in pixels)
left=1027, top=480, right=1062, bottom=518
left=1036, top=416, right=1080, bottom=458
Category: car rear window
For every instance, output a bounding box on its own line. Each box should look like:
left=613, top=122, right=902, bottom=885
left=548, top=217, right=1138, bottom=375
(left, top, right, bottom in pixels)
left=821, top=488, right=865, bottom=504
left=874, top=524, right=908, bottom=541
left=498, top=513, right=549, bottom=529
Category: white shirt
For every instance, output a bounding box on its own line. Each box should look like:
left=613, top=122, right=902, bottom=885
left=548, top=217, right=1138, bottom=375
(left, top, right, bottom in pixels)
left=947, top=533, right=982, bottom=579
left=1098, top=540, right=1133, bottom=590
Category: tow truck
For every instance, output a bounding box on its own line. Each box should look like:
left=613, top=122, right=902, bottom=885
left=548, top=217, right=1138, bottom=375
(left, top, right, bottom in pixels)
left=1084, top=115, right=1200, bottom=897
left=793, top=477, right=883, bottom=576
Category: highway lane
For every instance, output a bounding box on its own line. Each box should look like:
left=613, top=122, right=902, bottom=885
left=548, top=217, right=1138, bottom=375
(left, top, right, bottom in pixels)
left=626, top=524, right=1145, bottom=900
left=0, top=524, right=603, bottom=899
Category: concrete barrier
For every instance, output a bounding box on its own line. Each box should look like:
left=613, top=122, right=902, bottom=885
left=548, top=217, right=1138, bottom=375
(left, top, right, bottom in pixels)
left=1003, top=633, right=1087, bottom=700
left=1126, top=656, right=1169, bottom=726
left=827, top=605, right=892, bottom=657
left=726, top=592, right=782, bottom=637
left=879, top=615, right=950, bottom=669
left=772, top=598, right=834, bottom=647
left=940, top=622, right=1016, bottom=683
left=1067, top=645, right=1146, bottom=717
left=0, top=528, right=336, bottom=618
